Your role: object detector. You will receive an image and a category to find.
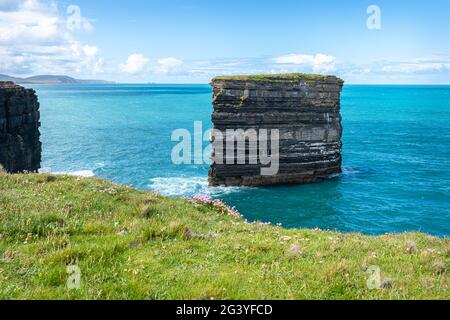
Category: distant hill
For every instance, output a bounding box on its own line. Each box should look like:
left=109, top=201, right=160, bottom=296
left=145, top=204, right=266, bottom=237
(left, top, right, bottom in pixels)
left=0, top=74, right=114, bottom=84
left=0, top=74, right=23, bottom=82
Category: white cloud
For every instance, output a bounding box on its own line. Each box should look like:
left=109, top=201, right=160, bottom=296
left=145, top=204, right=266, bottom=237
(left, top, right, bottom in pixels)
left=338, top=56, right=450, bottom=84
left=381, top=57, right=450, bottom=74
left=274, top=53, right=337, bottom=73
left=156, top=57, right=183, bottom=74
left=92, top=57, right=104, bottom=74
left=83, top=44, right=99, bottom=57
left=0, top=0, right=103, bottom=76
left=120, top=54, right=150, bottom=74
left=0, top=0, right=60, bottom=44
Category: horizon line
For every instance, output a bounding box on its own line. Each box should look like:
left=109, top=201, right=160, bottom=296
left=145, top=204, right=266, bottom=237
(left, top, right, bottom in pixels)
left=34, top=82, right=450, bottom=86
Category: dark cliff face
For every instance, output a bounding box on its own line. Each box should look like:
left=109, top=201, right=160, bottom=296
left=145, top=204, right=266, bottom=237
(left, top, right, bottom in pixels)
left=0, top=81, right=41, bottom=173
left=209, top=74, right=344, bottom=187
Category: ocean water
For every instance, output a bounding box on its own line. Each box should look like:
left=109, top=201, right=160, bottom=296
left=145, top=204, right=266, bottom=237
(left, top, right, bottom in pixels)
left=34, top=84, right=450, bottom=236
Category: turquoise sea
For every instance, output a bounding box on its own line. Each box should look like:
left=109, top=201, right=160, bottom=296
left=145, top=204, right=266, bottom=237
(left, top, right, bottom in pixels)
left=34, top=84, right=450, bottom=236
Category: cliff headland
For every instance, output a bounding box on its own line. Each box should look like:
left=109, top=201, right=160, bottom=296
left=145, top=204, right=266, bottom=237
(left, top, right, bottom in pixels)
left=0, top=81, right=41, bottom=173
left=0, top=172, right=448, bottom=299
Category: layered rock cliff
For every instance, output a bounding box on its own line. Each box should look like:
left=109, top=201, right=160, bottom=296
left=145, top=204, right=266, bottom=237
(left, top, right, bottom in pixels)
left=209, top=74, right=344, bottom=187
left=0, top=81, right=41, bottom=173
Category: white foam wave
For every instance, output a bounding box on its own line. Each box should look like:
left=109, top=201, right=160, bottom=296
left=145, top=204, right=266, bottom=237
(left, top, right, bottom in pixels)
left=64, top=170, right=95, bottom=177
left=148, top=176, right=249, bottom=197
left=39, top=168, right=95, bottom=177
left=342, top=167, right=362, bottom=176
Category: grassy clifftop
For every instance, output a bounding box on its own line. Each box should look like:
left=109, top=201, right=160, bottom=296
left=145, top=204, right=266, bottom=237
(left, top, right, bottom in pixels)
left=0, top=172, right=448, bottom=300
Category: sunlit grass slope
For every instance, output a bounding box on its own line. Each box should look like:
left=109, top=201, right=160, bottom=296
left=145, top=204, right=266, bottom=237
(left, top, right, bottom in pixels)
left=0, top=172, right=448, bottom=300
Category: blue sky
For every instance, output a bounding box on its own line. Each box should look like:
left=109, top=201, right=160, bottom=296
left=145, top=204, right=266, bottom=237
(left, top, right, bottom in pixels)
left=1, top=0, right=450, bottom=83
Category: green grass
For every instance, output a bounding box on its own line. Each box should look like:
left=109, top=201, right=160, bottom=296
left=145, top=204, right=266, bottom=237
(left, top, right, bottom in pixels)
left=212, top=73, right=343, bottom=83
left=0, top=172, right=448, bottom=300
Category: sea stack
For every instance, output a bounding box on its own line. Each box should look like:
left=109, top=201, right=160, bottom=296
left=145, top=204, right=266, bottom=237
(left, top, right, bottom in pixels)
left=0, top=81, right=41, bottom=173
left=209, top=73, right=344, bottom=187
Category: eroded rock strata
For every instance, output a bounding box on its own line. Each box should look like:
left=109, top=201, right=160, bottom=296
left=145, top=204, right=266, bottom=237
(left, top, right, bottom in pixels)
left=0, top=81, right=41, bottom=173
left=209, top=74, right=344, bottom=187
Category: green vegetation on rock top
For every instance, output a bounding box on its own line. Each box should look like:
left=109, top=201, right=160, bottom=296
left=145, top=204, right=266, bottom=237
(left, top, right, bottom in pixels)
left=212, top=73, right=344, bottom=83
left=0, top=172, right=448, bottom=300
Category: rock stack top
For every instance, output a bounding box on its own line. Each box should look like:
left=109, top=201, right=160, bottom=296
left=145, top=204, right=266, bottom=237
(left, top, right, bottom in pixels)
left=212, top=73, right=343, bottom=83
left=209, top=73, right=344, bottom=187
left=0, top=81, right=41, bottom=173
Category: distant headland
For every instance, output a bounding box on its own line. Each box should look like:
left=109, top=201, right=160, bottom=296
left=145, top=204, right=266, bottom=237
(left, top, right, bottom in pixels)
left=0, top=74, right=114, bottom=85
